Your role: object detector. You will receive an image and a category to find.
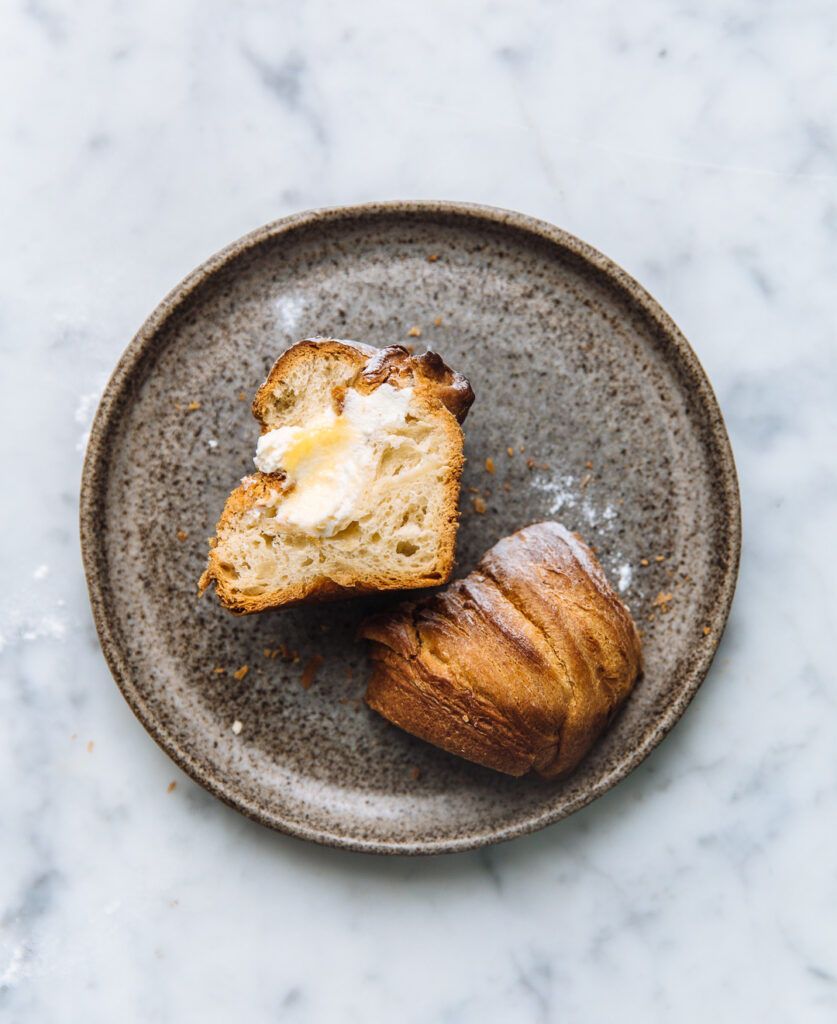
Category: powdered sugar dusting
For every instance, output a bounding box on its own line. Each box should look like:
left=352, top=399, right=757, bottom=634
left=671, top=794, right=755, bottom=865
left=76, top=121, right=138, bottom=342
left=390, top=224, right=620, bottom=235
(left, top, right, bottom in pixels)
left=531, top=470, right=639, bottom=598
left=535, top=473, right=578, bottom=514
left=74, top=378, right=107, bottom=453
left=21, top=615, right=66, bottom=642
left=532, top=470, right=620, bottom=534
left=0, top=944, right=28, bottom=990
left=275, top=293, right=306, bottom=333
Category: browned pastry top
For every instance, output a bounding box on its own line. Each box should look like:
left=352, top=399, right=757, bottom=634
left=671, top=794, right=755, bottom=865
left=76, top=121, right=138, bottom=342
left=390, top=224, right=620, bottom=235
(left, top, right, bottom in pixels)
left=356, top=345, right=475, bottom=424
left=252, top=338, right=474, bottom=427
left=360, top=521, right=643, bottom=779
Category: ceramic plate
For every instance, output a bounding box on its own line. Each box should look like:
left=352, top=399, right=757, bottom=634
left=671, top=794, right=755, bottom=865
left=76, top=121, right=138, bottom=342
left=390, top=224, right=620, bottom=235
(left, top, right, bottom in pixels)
left=80, top=202, right=740, bottom=854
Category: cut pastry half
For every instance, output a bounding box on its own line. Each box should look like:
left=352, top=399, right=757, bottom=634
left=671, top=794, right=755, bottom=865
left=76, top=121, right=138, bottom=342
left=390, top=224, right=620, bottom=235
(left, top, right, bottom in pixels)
left=200, top=338, right=474, bottom=613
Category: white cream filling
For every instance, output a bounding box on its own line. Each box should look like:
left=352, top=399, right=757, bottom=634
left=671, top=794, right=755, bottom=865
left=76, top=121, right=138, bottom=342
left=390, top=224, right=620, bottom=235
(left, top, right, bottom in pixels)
left=253, top=384, right=413, bottom=536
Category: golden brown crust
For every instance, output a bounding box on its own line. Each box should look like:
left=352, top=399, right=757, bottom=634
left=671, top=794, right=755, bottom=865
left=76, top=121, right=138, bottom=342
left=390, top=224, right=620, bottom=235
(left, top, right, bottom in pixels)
left=200, top=339, right=473, bottom=614
left=359, top=522, right=643, bottom=779
left=251, top=338, right=474, bottom=428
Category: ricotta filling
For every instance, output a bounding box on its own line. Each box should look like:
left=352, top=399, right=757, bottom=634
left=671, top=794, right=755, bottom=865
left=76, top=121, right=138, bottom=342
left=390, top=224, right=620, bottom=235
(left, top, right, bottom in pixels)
left=253, top=384, right=413, bottom=536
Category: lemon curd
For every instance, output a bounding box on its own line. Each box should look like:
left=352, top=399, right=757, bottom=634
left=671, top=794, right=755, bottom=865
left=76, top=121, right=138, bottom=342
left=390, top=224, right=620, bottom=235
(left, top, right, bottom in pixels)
left=253, top=384, right=413, bottom=536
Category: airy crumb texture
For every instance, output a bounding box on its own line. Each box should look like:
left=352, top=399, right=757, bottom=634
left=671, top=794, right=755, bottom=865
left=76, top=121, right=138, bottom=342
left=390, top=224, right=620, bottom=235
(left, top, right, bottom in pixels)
left=200, top=339, right=474, bottom=613
left=359, top=522, right=642, bottom=780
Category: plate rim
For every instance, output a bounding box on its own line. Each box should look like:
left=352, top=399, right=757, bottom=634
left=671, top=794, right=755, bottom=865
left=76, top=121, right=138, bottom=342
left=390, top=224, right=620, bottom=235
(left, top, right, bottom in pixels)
left=79, top=200, right=742, bottom=855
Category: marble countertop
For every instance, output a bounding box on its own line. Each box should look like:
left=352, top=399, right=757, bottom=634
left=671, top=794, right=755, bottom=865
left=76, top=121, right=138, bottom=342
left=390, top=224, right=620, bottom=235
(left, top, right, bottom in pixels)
left=2, top=2, right=836, bottom=1021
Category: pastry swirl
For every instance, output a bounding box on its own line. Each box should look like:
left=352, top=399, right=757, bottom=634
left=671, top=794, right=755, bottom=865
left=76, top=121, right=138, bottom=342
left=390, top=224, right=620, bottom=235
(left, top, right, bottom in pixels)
left=360, top=521, right=642, bottom=778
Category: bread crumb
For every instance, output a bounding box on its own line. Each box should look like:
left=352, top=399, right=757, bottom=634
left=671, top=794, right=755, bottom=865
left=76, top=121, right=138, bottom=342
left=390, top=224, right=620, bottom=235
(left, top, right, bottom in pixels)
left=685, top=574, right=691, bottom=582
left=469, top=486, right=480, bottom=494
left=177, top=530, right=187, bottom=542
left=519, top=444, right=525, bottom=452
left=346, top=667, right=353, bottom=678
left=666, top=569, right=674, bottom=578
left=407, top=325, right=422, bottom=337
left=473, top=496, right=487, bottom=514
left=618, top=498, right=624, bottom=505
left=485, top=457, right=495, bottom=475
left=462, top=713, right=469, bottom=723
left=526, top=457, right=536, bottom=469
left=648, top=613, right=655, bottom=622
left=238, top=392, right=246, bottom=401
left=483, top=488, right=491, bottom=497
left=411, top=766, right=421, bottom=780
left=187, top=401, right=200, bottom=412
left=231, top=720, right=243, bottom=735
left=214, top=667, right=225, bottom=674
left=263, top=649, right=272, bottom=658
left=434, top=316, right=442, bottom=326
left=507, top=447, right=514, bottom=457
left=71, top=733, right=77, bottom=740
left=167, top=781, right=176, bottom=793
left=640, top=558, right=649, bottom=566
left=540, top=463, right=549, bottom=470
left=656, top=555, right=665, bottom=562
left=580, top=474, right=591, bottom=489
left=585, top=460, right=593, bottom=469
left=703, top=625, right=711, bottom=635
left=371, top=738, right=378, bottom=746
left=174, top=402, right=181, bottom=410
left=427, top=253, right=438, bottom=262
left=301, top=654, right=323, bottom=690
left=652, top=592, right=673, bottom=610
left=233, top=665, right=249, bottom=681
left=87, top=741, right=94, bottom=753
left=503, top=483, right=510, bottom=491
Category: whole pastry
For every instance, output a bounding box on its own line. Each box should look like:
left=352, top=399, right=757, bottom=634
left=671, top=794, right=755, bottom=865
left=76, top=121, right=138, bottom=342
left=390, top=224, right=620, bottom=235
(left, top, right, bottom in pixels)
left=359, top=521, right=642, bottom=778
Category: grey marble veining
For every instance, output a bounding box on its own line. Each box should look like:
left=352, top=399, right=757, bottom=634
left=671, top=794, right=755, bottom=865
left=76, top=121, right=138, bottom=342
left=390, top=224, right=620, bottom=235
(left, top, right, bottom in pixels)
left=1, top=1, right=836, bottom=1021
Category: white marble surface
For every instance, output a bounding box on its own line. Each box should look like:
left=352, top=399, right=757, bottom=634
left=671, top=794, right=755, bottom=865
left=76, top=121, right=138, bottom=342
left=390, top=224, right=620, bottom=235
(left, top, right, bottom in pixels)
left=2, top=1, right=836, bottom=1020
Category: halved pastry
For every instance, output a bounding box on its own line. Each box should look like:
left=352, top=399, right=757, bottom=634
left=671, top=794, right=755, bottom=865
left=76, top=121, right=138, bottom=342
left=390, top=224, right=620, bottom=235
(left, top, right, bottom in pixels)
left=200, top=338, right=474, bottom=613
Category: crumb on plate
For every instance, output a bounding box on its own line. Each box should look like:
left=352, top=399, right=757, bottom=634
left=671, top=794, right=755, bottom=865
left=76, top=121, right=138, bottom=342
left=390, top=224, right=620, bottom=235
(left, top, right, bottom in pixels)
left=301, top=654, right=323, bottom=690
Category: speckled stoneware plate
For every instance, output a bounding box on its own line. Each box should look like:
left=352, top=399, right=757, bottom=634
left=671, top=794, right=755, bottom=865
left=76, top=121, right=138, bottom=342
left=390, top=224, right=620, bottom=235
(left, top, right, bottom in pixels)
left=80, top=201, right=740, bottom=854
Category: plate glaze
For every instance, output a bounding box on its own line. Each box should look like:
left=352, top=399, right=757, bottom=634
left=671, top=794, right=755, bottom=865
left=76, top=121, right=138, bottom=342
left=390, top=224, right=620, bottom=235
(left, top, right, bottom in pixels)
left=80, top=202, right=740, bottom=854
